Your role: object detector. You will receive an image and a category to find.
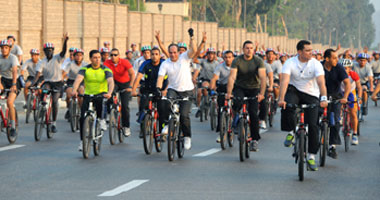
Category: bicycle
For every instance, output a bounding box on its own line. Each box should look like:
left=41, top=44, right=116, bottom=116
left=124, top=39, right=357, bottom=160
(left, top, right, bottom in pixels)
left=359, top=88, right=368, bottom=122
left=82, top=94, right=106, bottom=159
left=219, top=94, right=234, bottom=150
left=198, top=83, right=209, bottom=122
left=108, top=91, right=125, bottom=145
left=209, top=92, right=218, bottom=131
left=34, top=88, right=59, bottom=141
left=287, top=103, right=318, bottom=181
left=266, top=90, right=277, bottom=128
left=68, top=96, right=80, bottom=132
left=164, top=96, right=189, bottom=162
left=342, top=100, right=360, bottom=152
left=140, top=93, right=163, bottom=155
left=0, top=89, right=19, bottom=144
left=236, top=96, right=257, bottom=162
left=25, top=86, right=40, bottom=123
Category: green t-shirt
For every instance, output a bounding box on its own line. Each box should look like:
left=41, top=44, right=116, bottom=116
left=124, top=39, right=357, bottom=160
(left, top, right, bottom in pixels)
left=231, top=55, right=265, bottom=89
left=78, top=64, right=113, bottom=95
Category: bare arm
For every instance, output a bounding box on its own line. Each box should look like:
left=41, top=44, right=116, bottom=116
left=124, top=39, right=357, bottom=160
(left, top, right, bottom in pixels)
left=369, top=76, right=374, bottom=92
left=72, top=74, right=84, bottom=93
left=131, top=73, right=144, bottom=96
left=278, top=73, right=290, bottom=107
left=268, top=71, right=274, bottom=90
left=258, top=68, right=267, bottom=102
left=316, top=75, right=327, bottom=97
left=192, top=32, right=206, bottom=59
left=106, top=77, right=115, bottom=96
left=342, top=78, right=351, bottom=100
left=226, top=68, right=237, bottom=99
left=155, top=31, right=169, bottom=58
left=187, top=36, right=197, bottom=59
left=156, top=75, right=164, bottom=89
left=209, top=74, right=219, bottom=90
left=127, top=68, right=135, bottom=91
left=60, top=33, right=69, bottom=58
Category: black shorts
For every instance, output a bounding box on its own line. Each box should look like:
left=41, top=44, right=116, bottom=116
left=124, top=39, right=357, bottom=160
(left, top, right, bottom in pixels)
left=274, top=79, right=280, bottom=84
left=1, top=77, right=21, bottom=95
left=42, top=81, right=64, bottom=94
left=27, top=75, right=44, bottom=85
left=66, top=79, right=84, bottom=88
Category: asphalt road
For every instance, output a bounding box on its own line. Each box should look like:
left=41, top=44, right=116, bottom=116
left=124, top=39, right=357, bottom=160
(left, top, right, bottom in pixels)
left=1, top=100, right=379, bottom=200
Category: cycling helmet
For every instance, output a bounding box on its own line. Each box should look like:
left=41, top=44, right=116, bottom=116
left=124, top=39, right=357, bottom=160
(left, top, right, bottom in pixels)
left=104, top=41, right=110, bottom=45
left=73, top=48, right=84, bottom=55
left=43, top=42, right=54, bottom=49
left=312, top=50, right=317, bottom=55
left=69, top=47, right=76, bottom=52
left=141, top=45, right=152, bottom=52
left=279, top=53, right=287, bottom=58
left=99, top=47, right=109, bottom=53
left=30, top=48, right=40, bottom=55
left=373, top=51, right=380, bottom=56
left=265, top=48, right=275, bottom=54
left=357, top=53, right=369, bottom=59
left=339, top=59, right=353, bottom=67
left=317, top=50, right=323, bottom=55
left=0, top=39, right=12, bottom=47
left=178, top=43, right=188, bottom=49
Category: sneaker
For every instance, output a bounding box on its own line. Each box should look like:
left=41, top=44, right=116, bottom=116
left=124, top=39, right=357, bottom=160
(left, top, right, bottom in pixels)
left=306, top=158, right=318, bottom=171
left=123, top=127, right=131, bottom=137
left=64, top=110, right=70, bottom=120
left=139, top=131, right=143, bottom=139
left=216, top=135, right=221, bottom=143
left=328, top=147, right=338, bottom=159
left=78, top=141, right=83, bottom=152
left=51, top=125, right=57, bottom=133
left=284, top=133, right=294, bottom=147
left=184, top=137, right=191, bottom=150
left=260, top=120, right=267, bottom=129
left=161, top=125, right=168, bottom=135
left=9, top=128, right=17, bottom=137
left=352, top=134, right=359, bottom=145
left=195, top=110, right=201, bottom=118
left=99, top=119, right=107, bottom=131
left=250, top=140, right=259, bottom=152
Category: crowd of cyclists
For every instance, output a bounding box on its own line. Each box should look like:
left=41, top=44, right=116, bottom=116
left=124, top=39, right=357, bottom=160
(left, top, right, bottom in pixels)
left=1, top=29, right=380, bottom=177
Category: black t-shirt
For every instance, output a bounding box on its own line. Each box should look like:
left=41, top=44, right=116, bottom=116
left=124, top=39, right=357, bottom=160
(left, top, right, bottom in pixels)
left=138, top=59, right=168, bottom=91
left=322, top=61, right=348, bottom=99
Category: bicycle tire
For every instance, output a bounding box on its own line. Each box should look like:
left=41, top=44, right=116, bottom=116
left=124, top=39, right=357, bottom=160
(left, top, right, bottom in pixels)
left=46, top=109, right=54, bottom=139
left=357, top=118, right=361, bottom=136
left=142, top=114, right=154, bottom=155
left=210, top=102, right=216, bottom=131
left=69, top=100, right=75, bottom=132
left=344, top=131, right=350, bottom=152
left=298, top=130, right=305, bottom=181
left=167, top=118, right=176, bottom=161
left=33, top=98, right=39, bottom=122
left=93, top=120, right=102, bottom=156
left=82, top=116, right=92, bottom=159
left=6, top=109, right=18, bottom=144
left=25, top=93, right=32, bottom=123
left=268, top=99, right=274, bottom=127
left=154, top=118, right=162, bottom=153
left=108, top=109, right=117, bottom=145
left=219, top=111, right=227, bottom=150
left=319, top=122, right=328, bottom=167
left=245, top=122, right=250, bottom=159
left=117, top=113, right=124, bottom=143
left=227, top=113, right=234, bottom=147
left=343, top=111, right=350, bottom=152
left=239, top=120, right=245, bottom=162
left=177, top=125, right=185, bottom=158
left=34, top=106, right=45, bottom=141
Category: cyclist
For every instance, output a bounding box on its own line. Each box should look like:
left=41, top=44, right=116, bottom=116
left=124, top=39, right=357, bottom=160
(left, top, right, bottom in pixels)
left=0, top=39, right=20, bottom=136
left=341, top=59, right=362, bottom=145
left=7, top=35, right=23, bottom=63
left=71, top=49, right=114, bottom=151
left=210, top=50, right=234, bottom=142
left=62, top=48, right=88, bottom=118
left=371, top=51, right=380, bottom=77
left=104, top=48, right=135, bottom=137
left=33, top=33, right=69, bottom=133
left=99, top=47, right=109, bottom=64
left=133, top=46, right=151, bottom=74
left=156, top=28, right=198, bottom=150
left=266, top=48, right=282, bottom=102
left=193, top=47, right=219, bottom=118
left=125, top=50, right=134, bottom=64
left=61, top=47, right=76, bottom=70
left=131, top=47, right=169, bottom=138
left=21, top=49, right=42, bottom=102
left=226, top=40, right=267, bottom=152
left=131, top=43, right=140, bottom=61
left=322, top=49, right=351, bottom=159
left=353, top=53, right=373, bottom=118
left=279, top=40, right=328, bottom=171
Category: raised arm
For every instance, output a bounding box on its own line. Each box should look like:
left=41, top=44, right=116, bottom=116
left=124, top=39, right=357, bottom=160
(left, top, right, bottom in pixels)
left=155, top=31, right=169, bottom=58
left=60, top=33, right=69, bottom=58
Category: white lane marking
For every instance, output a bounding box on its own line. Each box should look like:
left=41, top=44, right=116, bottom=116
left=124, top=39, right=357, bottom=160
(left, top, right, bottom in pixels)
left=0, top=144, right=25, bottom=152
left=193, top=148, right=221, bottom=157
left=98, top=180, right=149, bottom=197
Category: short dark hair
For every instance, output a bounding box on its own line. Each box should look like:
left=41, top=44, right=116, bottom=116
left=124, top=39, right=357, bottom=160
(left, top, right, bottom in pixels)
left=111, top=48, right=119, bottom=54
left=243, top=40, right=253, bottom=48
left=168, top=43, right=179, bottom=52
left=323, top=49, right=335, bottom=59
left=151, top=47, right=161, bottom=53
left=223, top=50, right=233, bottom=57
left=7, top=35, right=15, bottom=41
left=89, top=50, right=100, bottom=58
left=296, top=40, right=311, bottom=51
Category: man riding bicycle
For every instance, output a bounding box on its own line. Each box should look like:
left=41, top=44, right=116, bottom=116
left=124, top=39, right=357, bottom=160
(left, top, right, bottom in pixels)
left=353, top=53, right=373, bottom=118
left=21, top=49, right=42, bottom=102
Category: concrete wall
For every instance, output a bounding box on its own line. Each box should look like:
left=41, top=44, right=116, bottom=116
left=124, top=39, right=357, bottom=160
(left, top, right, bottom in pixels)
left=0, top=0, right=329, bottom=62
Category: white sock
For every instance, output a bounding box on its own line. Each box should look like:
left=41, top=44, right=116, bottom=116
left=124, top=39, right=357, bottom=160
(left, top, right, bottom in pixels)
left=329, top=144, right=336, bottom=149
left=308, top=153, right=316, bottom=160
left=52, top=121, right=56, bottom=126
left=289, top=131, right=294, bottom=136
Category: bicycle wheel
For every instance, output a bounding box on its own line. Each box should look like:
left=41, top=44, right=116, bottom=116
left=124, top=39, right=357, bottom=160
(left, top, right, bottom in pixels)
left=33, top=98, right=39, bottom=122
left=177, top=125, right=184, bottom=158
left=108, top=109, right=118, bottom=145
left=167, top=118, right=176, bottom=161
left=268, top=99, right=274, bottom=127
left=244, top=122, right=250, bottom=159
left=69, top=100, right=77, bottom=132
left=298, top=130, right=305, bottom=181
left=238, top=120, right=245, bottom=162
left=343, top=112, right=350, bottom=152
left=319, top=122, right=328, bottom=167
left=34, top=106, right=45, bottom=141
left=117, top=113, right=124, bottom=143
left=93, top=120, right=102, bottom=156
left=227, top=113, right=234, bottom=147
left=219, top=111, right=228, bottom=150
left=6, top=108, right=18, bottom=144
left=142, top=113, right=154, bottom=155
left=46, top=109, right=54, bottom=139
left=25, top=93, right=32, bottom=123
left=154, top=119, right=162, bottom=153
left=210, top=102, right=217, bottom=131
left=357, top=118, right=361, bottom=136
left=82, top=116, right=92, bottom=159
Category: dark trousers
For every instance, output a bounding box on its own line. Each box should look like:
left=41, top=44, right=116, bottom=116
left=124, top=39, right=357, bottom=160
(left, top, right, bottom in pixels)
left=80, top=95, right=106, bottom=140
left=216, top=85, right=227, bottom=132
left=328, top=102, right=342, bottom=145
left=281, top=85, right=320, bottom=154
left=258, top=90, right=268, bottom=121
left=41, top=81, right=63, bottom=122
left=232, top=86, right=260, bottom=141
left=114, top=81, right=131, bottom=128
left=166, top=89, right=193, bottom=137
left=140, top=89, right=170, bottom=133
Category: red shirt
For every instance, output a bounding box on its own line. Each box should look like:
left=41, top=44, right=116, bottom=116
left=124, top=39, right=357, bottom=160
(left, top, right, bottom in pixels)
left=104, top=58, right=133, bottom=83
left=349, top=71, right=360, bottom=81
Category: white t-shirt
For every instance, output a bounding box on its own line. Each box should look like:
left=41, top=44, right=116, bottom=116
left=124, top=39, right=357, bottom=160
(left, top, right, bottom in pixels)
left=133, top=56, right=146, bottom=75
left=282, top=56, right=325, bottom=98
left=158, top=52, right=194, bottom=92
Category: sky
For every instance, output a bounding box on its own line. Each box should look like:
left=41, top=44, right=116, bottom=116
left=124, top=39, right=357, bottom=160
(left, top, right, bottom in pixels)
left=370, top=0, right=380, bottom=48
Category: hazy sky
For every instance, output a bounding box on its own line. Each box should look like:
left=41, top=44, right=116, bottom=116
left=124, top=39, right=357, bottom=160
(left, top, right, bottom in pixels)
left=370, top=0, right=380, bottom=48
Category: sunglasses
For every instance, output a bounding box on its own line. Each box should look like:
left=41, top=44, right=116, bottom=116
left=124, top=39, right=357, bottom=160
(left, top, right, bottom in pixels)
left=110, top=54, right=119, bottom=57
